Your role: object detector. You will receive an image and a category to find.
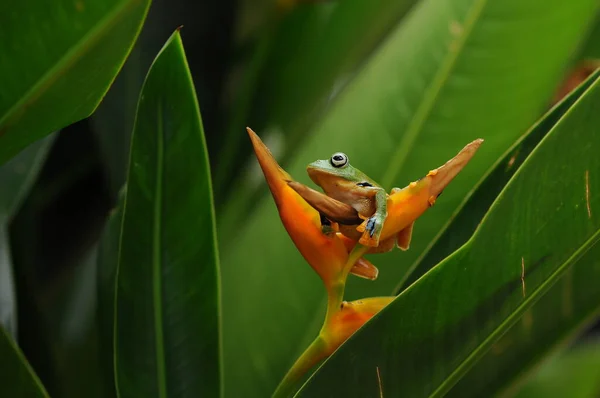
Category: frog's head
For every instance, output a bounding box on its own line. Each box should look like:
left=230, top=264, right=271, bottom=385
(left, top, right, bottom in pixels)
left=307, top=152, right=359, bottom=190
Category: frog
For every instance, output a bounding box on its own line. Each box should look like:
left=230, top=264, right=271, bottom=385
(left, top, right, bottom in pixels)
left=302, top=152, right=395, bottom=248
left=289, top=138, right=483, bottom=279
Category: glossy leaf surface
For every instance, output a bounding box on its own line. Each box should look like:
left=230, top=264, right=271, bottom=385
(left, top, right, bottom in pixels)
left=0, top=0, right=150, bottom=164
left=449, top=242, right=600, bottom=398
left=398, top=70, right=600, bottom=398
left=297, top=71, right=600, bottom=397
left=114, top=31, right=221, bottom=397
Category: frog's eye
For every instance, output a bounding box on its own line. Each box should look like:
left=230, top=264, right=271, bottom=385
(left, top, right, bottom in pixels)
left=330, top=152, right=348, bottom=168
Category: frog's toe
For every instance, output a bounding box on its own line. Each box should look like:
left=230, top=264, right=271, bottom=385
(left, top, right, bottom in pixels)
left=366, top=218, right=376, bottom=237
left=359, top=233, right=379, bottom=247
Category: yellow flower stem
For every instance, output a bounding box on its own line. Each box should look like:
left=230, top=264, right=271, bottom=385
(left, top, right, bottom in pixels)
left=274, top=244, right=369, bottom=397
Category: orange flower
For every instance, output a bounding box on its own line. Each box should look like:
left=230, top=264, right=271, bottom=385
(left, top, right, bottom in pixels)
left=247, top=127, right=350, bottom=288
left=248, top=126, right=482, bottom=397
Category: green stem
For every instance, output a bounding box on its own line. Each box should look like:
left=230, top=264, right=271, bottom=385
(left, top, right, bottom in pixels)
left=274, top=244, right=370, bottom=396
left=272, top=336, right=328, bottom=398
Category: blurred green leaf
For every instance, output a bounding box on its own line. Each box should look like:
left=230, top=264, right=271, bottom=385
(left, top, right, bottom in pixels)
left=580, top=14, right=600, bottom=59
left=220, top=0, right=599, bottom=396
left=96, top=190, right=126, bottom=398
left=0, top=0, right=150, bottom=164
left=0, top=226, right=16, bottom=338
left=217, top=0, right=419, bottom=193
left=0, top=135, right=55, bottom=339
left=114, top=30, right=221, bottom=397
left=511, top=340, right=600, bottom=398
left=0, top=326, right=49, bottom=398
left=297, top=71, right=600, bottom=397
left=0, top=135, right=55, bottom=221
left=398, top=69, right=600, bottom=291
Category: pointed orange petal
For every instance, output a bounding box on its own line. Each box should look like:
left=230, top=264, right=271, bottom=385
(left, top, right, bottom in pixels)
left=381, top=139, right=483, bottom=241
left=247, top=127, right=350, bottom=285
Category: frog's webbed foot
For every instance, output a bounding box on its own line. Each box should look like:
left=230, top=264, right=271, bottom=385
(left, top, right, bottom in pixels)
left=357, top=214, right=384, bottom=247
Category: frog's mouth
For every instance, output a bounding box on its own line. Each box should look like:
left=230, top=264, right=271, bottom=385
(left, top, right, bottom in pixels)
left=306, top=159, right=337, bottom=187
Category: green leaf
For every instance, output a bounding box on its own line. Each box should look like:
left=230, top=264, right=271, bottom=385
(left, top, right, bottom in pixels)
left=0, top=0, right=150, bottom=164
left=114, top=30, right=221, bottom=397
left=97, top=191, right=126, bottom=398
left=511, top=340, right=600, bottom=398
left=0, top=134, right=55, bottom=338
left=0, top=326, right=49, bottom=398
left=398, top=69, right=600, bottom=398
left=296, top=71, right=600, bottom=396
left=398, top=69, right=600, bottom=291
left=0, top=135, right=55, bottom=221
left=220, top=0, right=599, bottom=396
left=0, top=226, right=16, bottom=338
left=448, top=240, right=600, bottom=397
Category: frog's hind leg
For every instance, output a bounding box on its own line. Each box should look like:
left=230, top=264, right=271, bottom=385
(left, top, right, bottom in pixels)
left=350, top=257, right=379, bottom=280
left=396, top=221, right=414, bottom=250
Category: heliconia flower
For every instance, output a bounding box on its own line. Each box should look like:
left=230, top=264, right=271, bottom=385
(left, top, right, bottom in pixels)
left=274, top=296, right=395, bottom=397
left=288, top=139, right=484, bottom=249
left=246, top=127, right=351, bottom=288
left=250, top=125, right=482, bottom=396
left=323, top=296, right=395, bottom=354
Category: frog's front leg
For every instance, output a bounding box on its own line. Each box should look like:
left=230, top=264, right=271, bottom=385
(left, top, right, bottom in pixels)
left=359, top=187, right=387, bottom=247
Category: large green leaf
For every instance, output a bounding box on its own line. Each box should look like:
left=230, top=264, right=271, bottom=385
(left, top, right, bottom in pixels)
left=396, top=70, right=600, bottom=398
left=398, top=69, right=600, bottom=291
left=114, top=30, right=221, bottom=397
left=448, top=240, right=600, bottom=397
left=0, top=326, right=49, bottom=398
left=382, top=70, right=600, bottom=398
left=220, top=0, right=599, bottom=396
left=296, top=72, right=600, bottom=397
left=0, top=0, right=150, bottom=164
left=511, top=340, right=600, bottom=398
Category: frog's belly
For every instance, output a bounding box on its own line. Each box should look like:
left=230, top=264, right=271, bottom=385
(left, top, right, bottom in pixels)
left=328, top=191, right=375, bottom=217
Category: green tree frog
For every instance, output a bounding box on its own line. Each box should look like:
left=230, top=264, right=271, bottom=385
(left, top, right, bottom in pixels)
left=305, top=152, right=391, bottom=247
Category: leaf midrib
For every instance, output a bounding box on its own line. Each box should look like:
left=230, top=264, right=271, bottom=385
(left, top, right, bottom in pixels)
left=0, top=0, right=139, bottom=133
left=430, top=230, right=600, bottom=397
left=381, top=0, right=489, bottom=187
left=154, top=102, right=167, bottom=397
